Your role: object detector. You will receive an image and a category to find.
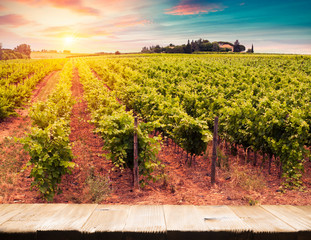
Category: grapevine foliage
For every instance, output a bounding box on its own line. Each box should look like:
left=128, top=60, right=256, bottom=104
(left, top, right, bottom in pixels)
left=20, top=60, right=75, bottom=201
left=86, top=54, right=310, bottom=187
left=0, top=59, right=66, bottom=120
left=76, top=59, right=162, bottom=185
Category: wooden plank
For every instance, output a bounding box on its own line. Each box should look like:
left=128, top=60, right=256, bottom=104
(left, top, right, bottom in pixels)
left=81, top=205, right=129, bottom=240
left=38, top=204, right=97, bottom=231
left=0, top=204, right=71, bottom=233
left=123, top=205, right=165, bottom=233
left=196, top=205, right=251, bottom=232
left=230, top=206, right=297, bottom=233
left=0, top=204, right=46, bottom=240
left=0, top=204, right=45, bottom=233
left=0, top=204, right=26, bottom=226
left=295, top=206, right=311, bottom=213
left=262, top=205, right=311, bottom=231
left=164, top=205, right=206, bottom=232
left=164, top=205, right=208, bottom=240
left=37, top=204, right=97, bottom=240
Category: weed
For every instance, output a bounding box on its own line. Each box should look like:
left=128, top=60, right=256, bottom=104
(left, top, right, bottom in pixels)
left=161, top=173, right=169, bottom=188
left=243, top=195, right=259, bottom=206
left=86, top=166, right=111, bottom=203
left=216, top=147, right=230, bottom=171
left=230, top=164, right=266, bottom=192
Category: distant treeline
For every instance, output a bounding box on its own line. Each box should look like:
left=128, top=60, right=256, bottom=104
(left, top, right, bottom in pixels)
left=141, top=39, right=252, bottom=54
left=0, top=43, right=31, bottom=60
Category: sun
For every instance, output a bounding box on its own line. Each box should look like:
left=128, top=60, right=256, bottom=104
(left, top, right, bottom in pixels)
left=64, top=36, right=75, bottom=45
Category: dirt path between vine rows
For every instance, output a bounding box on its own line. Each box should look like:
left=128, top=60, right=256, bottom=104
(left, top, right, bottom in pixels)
left=0, top=70, right=61, bottom=203
left=53, top=68, right=114, bottom=203
left=0, top=71, right=60, bottom=142
left=54, top=68, right=145, bottom=203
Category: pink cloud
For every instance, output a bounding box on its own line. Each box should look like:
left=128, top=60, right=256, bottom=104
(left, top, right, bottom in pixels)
left=0, top=5, right=6, bottom=11
left=0, top=28, right=20, bottom=38
left=78, top=28, right=111, bottom=38
left=0, top=14, right=32, bottom=27
left=12, top=0, right=99, bottom=15
left=165, top=1, right=225, bottom=15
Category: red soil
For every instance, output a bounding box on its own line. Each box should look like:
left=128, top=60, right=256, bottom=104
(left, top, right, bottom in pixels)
left=0, top=69, right=310, bottom=205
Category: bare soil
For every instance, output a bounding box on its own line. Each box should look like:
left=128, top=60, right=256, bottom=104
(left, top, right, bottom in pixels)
left=0, top=69, right=310, bottom=205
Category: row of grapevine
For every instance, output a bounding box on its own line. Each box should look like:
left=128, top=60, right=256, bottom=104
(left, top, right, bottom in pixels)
left=86, top=54, right=311, bottom=187
left=20, top=60, right=75, bottom=201
left=75, top=59, right=162, bottom=185
left=87, top=58, right=212, bottom=163
left=0, top=59, right=66, bottom=120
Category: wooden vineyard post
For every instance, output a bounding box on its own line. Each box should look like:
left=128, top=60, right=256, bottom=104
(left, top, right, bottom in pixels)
left=133, top=116, right=139, bottom=189
left=211, top=116, right=219, bottom=184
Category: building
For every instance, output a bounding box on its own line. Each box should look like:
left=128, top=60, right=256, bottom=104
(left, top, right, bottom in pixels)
left=218, top=42, right=234, bottom=52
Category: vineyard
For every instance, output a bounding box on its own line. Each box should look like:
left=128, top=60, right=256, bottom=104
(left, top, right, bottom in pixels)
left=0, top=54, right=310, bottom=204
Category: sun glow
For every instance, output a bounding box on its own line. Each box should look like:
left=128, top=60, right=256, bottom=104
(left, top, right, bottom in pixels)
left=64, top=36, right=75, bottom=45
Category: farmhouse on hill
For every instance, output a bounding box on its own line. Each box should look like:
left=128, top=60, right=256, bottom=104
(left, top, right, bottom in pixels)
left=218, top=42, right=234, bottom=52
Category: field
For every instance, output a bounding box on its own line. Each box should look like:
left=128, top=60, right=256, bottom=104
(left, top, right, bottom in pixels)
left=30, top=52, right=74, bottom=59
left=0, top=54, right=310, bottom=204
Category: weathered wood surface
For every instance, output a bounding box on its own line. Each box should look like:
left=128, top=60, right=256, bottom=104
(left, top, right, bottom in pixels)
left=0, top=204, right=310, bottom=240
left=197, top=205, right=250, bottom=232
left=262, top=205, right=311, bottom=231
left=124, top=205, right=166, bottom=233
left=230, top=206, right=297, bottom=233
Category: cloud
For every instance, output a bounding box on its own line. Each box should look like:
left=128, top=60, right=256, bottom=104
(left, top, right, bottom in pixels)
left=165, top=0, right=225, bottom=15
left=0, top=28, right=20, bottom=38
left=40, top=25, right=111, bottom=39
left=114, top=16, right=151, bottom=28
left=0, top=5, right=6, bottom=11
left=12, top=0, right=99, bottom=15
left=0, top=14, right=32, bottom=27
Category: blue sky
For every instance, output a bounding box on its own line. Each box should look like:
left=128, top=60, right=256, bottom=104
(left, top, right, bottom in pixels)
left=0, top=0, right=310, bottom=53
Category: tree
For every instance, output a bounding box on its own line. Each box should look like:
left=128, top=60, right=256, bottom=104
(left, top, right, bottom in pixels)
left=233, top=40, right=245, bottom=52
left=154, top=45, right=162, bottom=53
left=115, top=51, right=121, bottom=55
left=191, top=40, right=199, bottom=52
left=141, top=46, right=149, bottom=53
left=239, top=45, right=246, bottom=52
left=212, top=42, right=220, bottom=52
left=14, top=44, right=31, bottom=57
left=233, top=40, right=240, bottom=52
left=200, top=42, right=213, bottom=51
left=184, top=40, right=192, bottom=54
left=247, top=45, right=254, bottom=53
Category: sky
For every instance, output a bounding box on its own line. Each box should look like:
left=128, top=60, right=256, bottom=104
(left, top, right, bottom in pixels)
left=0, top=0, right=310, bottom=54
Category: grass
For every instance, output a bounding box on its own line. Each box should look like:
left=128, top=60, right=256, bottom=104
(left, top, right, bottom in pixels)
left=85, top=166, right=111, bottom=203
left=226, top=163, right=267, bottom=192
